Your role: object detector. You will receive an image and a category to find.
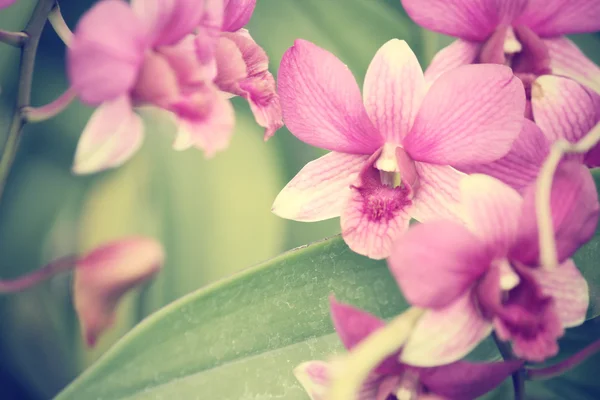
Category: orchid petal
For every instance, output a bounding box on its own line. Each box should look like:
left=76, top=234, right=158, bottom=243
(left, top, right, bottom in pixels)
left=172, top=89, right=235, bottom=157
left=294, top=361, right=330, bottom=400
left=0, top=0, right=15, bottom=9
left=424, top=39, right=481, bottom=84
left=73, top=96, right=144, bottom=175
left=219, top=30, right=283, bottom=139
left=67, top=0, right=147, bottom=105
left=460, top=174, right=523, bottom=254
left=513, top=161, right=600, bottom=265
left=340, top=154, right=412, bottom=260
left=532, top=75, right=599, bottom=144
left=517, top=0, right=600, bottom=36
left=329, top=297, right=403, bottom=375
left=195, top=0, right=225, bottom=68
left=278, top=39, right=382, bottom=154
left=131, top=0, right=217, bottom=46
left=404, top=64, right=525, bottom=165
left=294, top=361, right=382, bottom=400
left=222, top=0, right=256, bottom=31
left=272, top=152, right=368, bottom=222
left=401, top=293, right=493, bottom=367
left=421, top=360, right=523, bottom=399
left=530, top=259, right=589, bottom=328
left=400, top=0, right=527, bottom=41
left=363, top=39, right=425, bottom=144
left=388, top=220, right=491, bottom=309
left=457, top=120, right=549, bottom=193
left=214, top=36, right=247, bottom=93
left=545, top=37, right=600, bottom=95
left=74, top=237, right=164, bottom=346
left=410, top=162, right=465, bottom=223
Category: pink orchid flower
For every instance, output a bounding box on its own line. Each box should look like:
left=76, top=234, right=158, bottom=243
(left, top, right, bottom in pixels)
left=68, top=0, right=281, bottom=174
left=402, top=0, right=600, bottom=115
left=272, top=39, right=524, bottom=259
left=459, top=76, right=600, bottom=192
left=295, top=297, right=522, bottom=400
left=74, top=237, right=164, bottom=347
left=388, top=168, right=598, bottom=366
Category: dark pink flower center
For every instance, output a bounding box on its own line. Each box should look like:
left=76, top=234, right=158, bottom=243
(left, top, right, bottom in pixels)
left=353, top=146, right=417, bottom=223
left=478, top=25, right=551, bottom=118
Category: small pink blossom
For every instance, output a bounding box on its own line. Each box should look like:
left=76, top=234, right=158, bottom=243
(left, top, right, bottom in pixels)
left=68, top=0, right=281, bottom=174
left=272, top=39, right=524, bottom=259
left=387, top=168, right=598, bottom=366
left=295, top=297, right=522, bottom=400
left=74, top=237, right=164, bottom=347
left=403, top=0, right=600, bottom=115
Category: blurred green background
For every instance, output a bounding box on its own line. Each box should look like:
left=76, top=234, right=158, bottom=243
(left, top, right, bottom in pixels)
left=0, top=1, right=598, bottom=399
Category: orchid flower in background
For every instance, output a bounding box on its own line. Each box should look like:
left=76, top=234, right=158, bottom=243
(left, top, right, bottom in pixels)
left=401, top=0, right=600, bottom=116
left=387, top=170, right=598, bottom=366
left=272, top=38, right=524, bottom=259
left=458, top=76, right=600, bottom=192
left=74, top=237, right=164, bottom=347
left=68, top=0, right=281, bottom=174
left=0, top=0, right=15, bottom=9
left=295, top=297, right=522, bottom=400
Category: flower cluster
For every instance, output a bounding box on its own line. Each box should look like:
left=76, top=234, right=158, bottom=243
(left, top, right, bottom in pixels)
left=68, top=0, right=282, bottom=174
left=269, top=1, right=600, bottom=399
left=1, top=0, right=600, bottom=398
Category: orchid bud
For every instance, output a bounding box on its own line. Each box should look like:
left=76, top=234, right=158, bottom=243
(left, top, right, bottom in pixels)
left=73, top=237, right=164, bottom=347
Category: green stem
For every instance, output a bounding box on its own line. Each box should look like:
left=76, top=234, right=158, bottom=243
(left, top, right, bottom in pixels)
left=493, top=333, right=525, bottom=400
left=0, top=0, right=57, bottom=205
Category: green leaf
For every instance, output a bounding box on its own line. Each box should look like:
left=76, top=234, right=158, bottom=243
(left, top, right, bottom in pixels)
left=573, top=168, right=600, bottom=319
left=56, top=235, right=407, bottom=400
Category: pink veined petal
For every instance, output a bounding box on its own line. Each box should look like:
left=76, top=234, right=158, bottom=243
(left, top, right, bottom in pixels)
left=404, top=64, right=525, bottom=165
left=278, top=39, right=382, bottom=154
left=73, top=96, right=144, bottom=175
left=512, top=161, right=600, bottom=265
left=410, top=162, right=465, bottom=223
left=213, top=36, right=247, bottom=93
left=67, top=0, right=147, bottom=105
left=271, top=152, right=368, bottom=222
left=400, top=293, right=493, bottom=367
left=420, top=360, right=523, bottom=400
left=294, top=361, right=382, bottom=400
left=196, top=0, right=225, bottom=69
left=400, top=0, right=527, bottom=41
left=530, top=259, right=589, bottom=328
left=459, top=174, right=523, bottom=255
left=340, top=153, right=413, bottom=260
left=457, top=119, right=549, bottom=193
left=219, top=30, right=283, bottom=139
left=388, top=220, right=491, bottom=309
left=362, top=39, right=425, bottom=144
left=222, top=0, right=256, bottom=31
left=424, top=39, right=481, bottom=85
left=545, top=37, right=600, bottom=95
left=516, top=0, right=600, bottom=36
left=329, top=297, right=403, bottom=375
left=532, top=75, right=599, bottom=144
left=172, top=89, right=235, bottom=157
left=131, top=0, right=217, bottom=46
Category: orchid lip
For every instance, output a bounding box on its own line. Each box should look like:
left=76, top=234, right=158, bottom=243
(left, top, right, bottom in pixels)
left=395, top=369, right=420, bottom=400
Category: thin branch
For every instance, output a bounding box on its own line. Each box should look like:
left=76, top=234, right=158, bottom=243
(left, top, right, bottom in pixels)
left=527, top=338, right=600, bottom=380
left=0, top=0, right=57, bottom=205
left=48, top=3, right=72, bottom=46
left=493, top=333, right=526, bottom=400
left=0, top=29, right=27, bottom=47
left=0, top=254, right=77, bottom=293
